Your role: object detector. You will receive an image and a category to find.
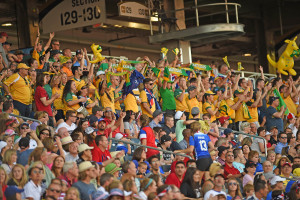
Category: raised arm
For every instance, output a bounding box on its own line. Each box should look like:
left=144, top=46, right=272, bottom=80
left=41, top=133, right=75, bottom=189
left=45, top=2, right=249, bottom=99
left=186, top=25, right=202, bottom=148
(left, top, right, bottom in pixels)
left=44, top=32, right=55, bottom=51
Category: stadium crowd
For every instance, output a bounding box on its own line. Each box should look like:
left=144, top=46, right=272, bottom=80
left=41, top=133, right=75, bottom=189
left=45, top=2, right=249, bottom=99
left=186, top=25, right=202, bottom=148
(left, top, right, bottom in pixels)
left=0, top=31, right=299, bottom=200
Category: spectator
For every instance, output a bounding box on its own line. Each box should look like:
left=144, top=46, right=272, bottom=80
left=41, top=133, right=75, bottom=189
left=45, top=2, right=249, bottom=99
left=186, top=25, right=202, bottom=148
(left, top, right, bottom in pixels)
left=216, top=146, right=229, bottom=166
left=165, top=161, right=186, bottom=188
left=243, top=161, right=256, bottom=187
left=227, top=177, right=243, bottom=199
left=23, top=166, right=43, bottom=200
left=140, top=78, right=160, bottom=118
left=45, top=182, right=62, bottom=199
left=178, top=129, right=191, bottom=149
left=266, top=96, right=287, bottom=133
left=98, top=173, right=113, bottom=195
left=251, top=127, right=266, bottom=154
left=180, top=167, right=201, bottom=198
left=266, top=176, right=285, bottom=200
left=262, top=160, right=275, bottom=181
left=275, top=132, right=288, bottom=154
left=7, top=164, right=27, bottom=188
left=59, top=161, right=78, bottom=188
left=223, top=151, right=241, bottom=180
left=174, top=77, right=188, bottom=117
left=149, top=110, right=163, bottom=129
left=138, top=178, right=157, bottom=199
left=73, top=161, right=96, bottom=200
left=233, top=148, right=246, bottom=173
left=247, top=179, right=268, bottom=200
left=204, top=174, right=227, bottom=200
left=76, top=143, right=93, bottom=164
left=55, top=111, right=77, bottom=133
left=123, top=110, right=139, bottom=138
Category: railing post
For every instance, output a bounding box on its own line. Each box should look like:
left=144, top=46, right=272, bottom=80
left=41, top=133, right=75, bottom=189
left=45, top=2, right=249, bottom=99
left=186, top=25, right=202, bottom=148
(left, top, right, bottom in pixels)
left=194, top=0, right=199, bottom=26
left=148, top=0, right=153, bottom=35
left=225, top=0, right=229, bottom=23
left=235, top=4, right=239, bottom=24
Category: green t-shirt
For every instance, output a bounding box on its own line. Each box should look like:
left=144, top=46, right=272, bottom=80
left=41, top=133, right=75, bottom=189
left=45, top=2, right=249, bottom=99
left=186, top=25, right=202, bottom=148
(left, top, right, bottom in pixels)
left=65, top=92, right=74, bottom=102
left=175, top=120, right=186, bottom=143
left=159, top=87, right=176, bottom=111
left=44, top=84, right=52, bottom=99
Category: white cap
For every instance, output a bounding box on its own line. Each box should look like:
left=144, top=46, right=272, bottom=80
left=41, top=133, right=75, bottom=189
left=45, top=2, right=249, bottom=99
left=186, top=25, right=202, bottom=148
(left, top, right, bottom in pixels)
left=78, top=143, right=94, bottom=153
left=175, top=111, right=184, bottom=120
left=270, top=176, right=286, bottom=186
left=78, top=161, right=94, bottom=172
left=96, top=71, right=105, bottom=76
left=115, top=133, right=123, bottom=140
left=266, top=131, right=271, bottom=136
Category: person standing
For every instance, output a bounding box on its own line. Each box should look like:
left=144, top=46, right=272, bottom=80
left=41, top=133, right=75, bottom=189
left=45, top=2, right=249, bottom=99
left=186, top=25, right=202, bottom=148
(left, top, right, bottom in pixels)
left=3, top=63, right=31, bottom=117
left=140, top=78, right=160, bottom=118
left=0, top=32, right=8, bottom=67
left=159, top=80, right=176, bottom=116
left=266, top=96, right=287, bottom=133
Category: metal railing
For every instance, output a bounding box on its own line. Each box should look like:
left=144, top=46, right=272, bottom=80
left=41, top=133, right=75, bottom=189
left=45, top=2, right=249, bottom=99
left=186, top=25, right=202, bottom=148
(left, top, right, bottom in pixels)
left=218, top=127, right=268, bottom=157
left=7, top=113, right=42, bottom=125
left=109, top=137, right=191, bottom=159
left=148, top=2, right=242, bottom=35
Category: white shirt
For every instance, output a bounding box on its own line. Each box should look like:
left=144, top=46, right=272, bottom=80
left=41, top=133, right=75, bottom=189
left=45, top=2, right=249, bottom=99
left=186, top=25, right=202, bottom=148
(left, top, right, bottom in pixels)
left=97, top=186, right=109, bottom=196
left=65, top=152, right=79, bottom=162
left=55, top=122, right=77, bottom=133
left=204, top=189, right=227, bottom=200
left=22, top=180, right=42, bottom=200
left=138, top=191, right=148, bottom=200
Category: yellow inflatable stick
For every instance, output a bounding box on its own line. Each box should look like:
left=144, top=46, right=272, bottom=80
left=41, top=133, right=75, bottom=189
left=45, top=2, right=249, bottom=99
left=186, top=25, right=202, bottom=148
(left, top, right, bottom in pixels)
left=267, top=36, right=298, bottom=76
left=237, top=62, right=244, bottom=71
left=161, top=47, right=168, bottom=59
left=90, top=43, right=105, bottom=63
left=223, top=56, right=230, bottom=68
left=172, top=48, right=179, bottom=56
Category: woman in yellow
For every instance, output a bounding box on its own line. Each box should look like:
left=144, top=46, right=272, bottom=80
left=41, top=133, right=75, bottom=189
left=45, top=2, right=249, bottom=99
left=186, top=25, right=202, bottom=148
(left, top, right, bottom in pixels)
left=51, top=74, right=64, bottom=121
left=77, top=84, right=98, bottom=115
left=98, top=80, right=115, bottom=113
left=202, top=90, right=219, bottom=122
left=62, top=80, right=87, bottom=113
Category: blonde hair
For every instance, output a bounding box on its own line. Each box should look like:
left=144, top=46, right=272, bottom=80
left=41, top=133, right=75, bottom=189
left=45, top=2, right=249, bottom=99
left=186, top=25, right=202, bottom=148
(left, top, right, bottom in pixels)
left=191, top=121, right=201, bottom=135
left=9, top=164, right=27, bottom=188
left=65, top=187, right=80, bottom=200
left=209, top=162, right=223, bottom=177
left=3, top=149, right=16, bottom=165
left=228, top=177, right=242, bottom=197
left=0, top=167, right=7, bottom=185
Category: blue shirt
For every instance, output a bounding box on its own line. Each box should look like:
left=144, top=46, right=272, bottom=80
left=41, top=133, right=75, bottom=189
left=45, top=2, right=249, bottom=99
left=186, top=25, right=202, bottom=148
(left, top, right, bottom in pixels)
left=189, top=131, right=211, bottom=159
left=255, top=162, right=263, bottom=173
left=266, top=191, right=272, bottom=200
left=266, top=106, right=283, bottom=132
left=274, top=142, right=288, bottom=154
left=73, top=59, right=87, bottom=66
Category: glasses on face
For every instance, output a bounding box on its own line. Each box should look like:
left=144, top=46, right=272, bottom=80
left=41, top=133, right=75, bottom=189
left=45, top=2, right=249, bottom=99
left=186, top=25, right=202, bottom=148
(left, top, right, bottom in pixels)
left=66, top=61, right=72, bottom=64
left=32, top=170, right=42, bottom=174
left=21, top=127, right=29, bottom=130
left=40, top=132, right=49, bottom=136
left=227, top=155, right=234, bottom=157
left=71, top=115, right=77, bottom=118
left=105, top=110, right=112, bottom=113
left=53, top=43, right=60, bottom=46
left=229, top=182, right=237, bottom=186
left=151, top=160, right=159, bottom=164
left=49, top=188, right=61, bottom=193
left=281, top=137, right=287, bottom=139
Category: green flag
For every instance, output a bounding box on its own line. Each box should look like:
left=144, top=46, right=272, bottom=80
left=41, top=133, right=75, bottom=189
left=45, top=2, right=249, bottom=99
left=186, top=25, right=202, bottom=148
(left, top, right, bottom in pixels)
left=273, top=88, right=289, bottom=115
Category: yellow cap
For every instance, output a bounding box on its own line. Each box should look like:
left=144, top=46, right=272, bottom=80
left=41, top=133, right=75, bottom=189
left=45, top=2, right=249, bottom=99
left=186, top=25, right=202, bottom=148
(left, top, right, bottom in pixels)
left=17, top=63, right=30, bottom=69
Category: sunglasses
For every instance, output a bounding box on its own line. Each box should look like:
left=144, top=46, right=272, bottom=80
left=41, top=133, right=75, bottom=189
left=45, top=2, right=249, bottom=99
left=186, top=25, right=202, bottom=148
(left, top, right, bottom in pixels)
left=40, top=132, right=49, bottom=136
left=21, top=127, right=29, bottom=130
left=49, top=188, right=61, bottom=193
left=66, top=62, right=72, bottom=64
left=105, top=110, right=112, bottom=113
left=32, top=170, right=42, bottom=174
left=281, top=137, right=287, bottom=139
left=149, top=83, right=154, bottom=85
left=229, top=182, right=237, bottom=186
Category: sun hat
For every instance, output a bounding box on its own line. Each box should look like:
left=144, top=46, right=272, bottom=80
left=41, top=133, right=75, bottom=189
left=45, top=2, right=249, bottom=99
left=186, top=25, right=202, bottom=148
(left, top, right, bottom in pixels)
left=78, top=161, right=94, bottom=172
left=105, top=163, right=121, bottom=174
left=61, top=136, right=73, bottom=145
left=78, top=143, right=94, bottom=153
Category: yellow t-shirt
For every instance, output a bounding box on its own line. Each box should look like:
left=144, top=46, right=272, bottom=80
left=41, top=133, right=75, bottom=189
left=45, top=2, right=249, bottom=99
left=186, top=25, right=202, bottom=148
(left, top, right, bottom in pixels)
left=234, top=97, right=246, bottom=122
left=281, top=93, right=297, bottom=116
left=226, top=98, right=236, bottom=119
left=64, top=92, right=80, bottom=112
left=52, top=87, right=64, bottom=110
left=247, top=101, right=259, bottom=123
left=72, top=78, right=85, bottom=92
left=113, top=87, right=122, bottom=111
left=140, top=90, right=155, bottom=118
left=86, top=98, right=94, bottom=115
left=124, top=93, right=138, bottom=113
left=174, top=89, right=188, bottom=112
left=187, top=96, right=200, bottom=119
left=203, top=102, right=216, bottom=122
left=3, top=73, right=31, bottom=105
left=100, top=88, right=115, bottom=113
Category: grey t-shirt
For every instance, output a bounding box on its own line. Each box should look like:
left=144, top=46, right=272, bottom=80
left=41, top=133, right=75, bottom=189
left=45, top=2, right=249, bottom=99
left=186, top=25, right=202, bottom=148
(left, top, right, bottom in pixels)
left=73, top=180, right=96, bottom=200
left=251, top=138, right=265, bottom=154
left=0, top=44, right=8, bottom=66
left=266, top=106, right=283, bottom=132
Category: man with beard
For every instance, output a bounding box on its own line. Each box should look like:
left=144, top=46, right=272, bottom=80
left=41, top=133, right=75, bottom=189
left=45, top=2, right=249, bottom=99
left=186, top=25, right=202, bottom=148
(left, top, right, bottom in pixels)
left=204, top=174, right=227, bottom=200
left=71, top=65, right=85, bottom=91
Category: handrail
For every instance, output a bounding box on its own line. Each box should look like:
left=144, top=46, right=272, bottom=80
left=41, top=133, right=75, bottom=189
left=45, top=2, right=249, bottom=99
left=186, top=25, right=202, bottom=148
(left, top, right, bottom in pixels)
left=108, top=137, right=192, bottom=159
left=7, top=113, right=42, bottom=125
left=218, top=127, right=268, bottom=157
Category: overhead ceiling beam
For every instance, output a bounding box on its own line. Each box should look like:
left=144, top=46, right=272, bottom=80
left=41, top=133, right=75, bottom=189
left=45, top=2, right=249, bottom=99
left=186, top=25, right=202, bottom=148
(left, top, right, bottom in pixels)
left=105, top=19, right=158, bottom=32
left=228, top=36, right=253, bottom=43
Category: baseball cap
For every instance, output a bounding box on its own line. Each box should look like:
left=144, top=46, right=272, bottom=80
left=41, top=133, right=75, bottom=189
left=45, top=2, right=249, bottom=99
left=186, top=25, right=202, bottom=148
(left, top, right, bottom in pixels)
left=78, top=143, right=94, bottom=153
left=0, top=32, right=8, bottom=37
left=269, top=96, right=279, bottom=104
left=92, top=190, right=109, bottom=200
left=115, top=133, right=124, bottom=140
left=217, top=146, right=230, bottom=156
left=191, top=107, right=200, bottom=115
left=17, top=63, right=30, bottom=69
left=219, top=116, right=230, bottom=124
left=50, top=50, right=61, bottom=56
left=187, top=86, right=196, bottom=92
left=2, top=41, right=12, bottom=46
left=19, top=137, right=30, bottom=149
left=109, top=188, right=124, bottom=197
left=153, top=110, right=164, bottom=118
left=15, top=50, right=24, bottom=55
left=160, top=135, right=172, bottom=144
left=85, top=127, right=95, bottom=135
left=4, top=186, right=24, bottom=198
left=223, top=128, right=233, bottom=136
left=265, top=131, right=271, bottom=136
left=89, top=115, right=98, bottom=125
left=105, top=163, right=121, bottom=175
left=270, top=126, right=278, bottom=130
left=61, top=136, right=73, bottom=145
left=245, top=160, right=256, bottom=168
left=287, top=113, right=295, bottom=120
left=76, top=49, right=82, bottom=55
left=270, top=176, right=286, bottom=186
left=175, top=111, right=184, bottom=120
left=79, top=161, right=94, bottom=172
left=98, top=118, right=105, bottom=122
left=21, top=122, right=30, bottom=127
left=96, top=71, right=105, bottom=77
left=214, top=173, right=225, bottom=179
left=5, top=129, right=17, bottom=136
left=282, top=162, right=292, bottom=167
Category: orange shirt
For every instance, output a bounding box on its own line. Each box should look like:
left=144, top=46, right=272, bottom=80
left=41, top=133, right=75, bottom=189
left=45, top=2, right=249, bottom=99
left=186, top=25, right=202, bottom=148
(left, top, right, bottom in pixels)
left=62, top=66, right=73, bottom=77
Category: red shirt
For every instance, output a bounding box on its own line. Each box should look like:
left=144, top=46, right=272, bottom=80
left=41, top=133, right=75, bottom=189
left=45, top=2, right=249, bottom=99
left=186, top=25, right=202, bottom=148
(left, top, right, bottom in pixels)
left=165, top=172, right=184, bottom=188
left=139, top=126, right=159, bottom=158
left=97, top=128, right=111, bottom=138
left=170, top=157, right=190, bottom=173
left=34, top=86, right=53, bottom=116
left=104, top=118, right=120, bottom=137
left=224, top=162, right=240, bottom=179
left=92, top=145, right=112, bottom=163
